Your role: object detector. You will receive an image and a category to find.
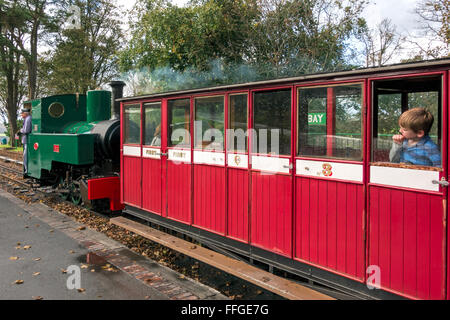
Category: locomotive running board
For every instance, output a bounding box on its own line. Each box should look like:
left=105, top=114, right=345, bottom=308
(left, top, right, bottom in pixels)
left=110, top=216, right=334, bottom=300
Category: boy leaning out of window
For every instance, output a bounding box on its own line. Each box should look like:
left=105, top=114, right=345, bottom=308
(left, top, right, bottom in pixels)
left=389, top=107, right=441, bottom=167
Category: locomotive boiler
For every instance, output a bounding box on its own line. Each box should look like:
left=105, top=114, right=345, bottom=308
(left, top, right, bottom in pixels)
left=24, top=81, right=125, bottom=211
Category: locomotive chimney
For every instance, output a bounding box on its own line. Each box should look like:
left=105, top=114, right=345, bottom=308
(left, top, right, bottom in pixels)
left=108, top=81, right=126, bottom=120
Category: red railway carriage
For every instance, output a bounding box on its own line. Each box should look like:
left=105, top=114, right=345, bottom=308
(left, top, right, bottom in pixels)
left=119, top=59, right=450, bottom=300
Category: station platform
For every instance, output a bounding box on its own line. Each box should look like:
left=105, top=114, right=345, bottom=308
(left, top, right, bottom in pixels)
left=0, top=189, right=227, bottom=300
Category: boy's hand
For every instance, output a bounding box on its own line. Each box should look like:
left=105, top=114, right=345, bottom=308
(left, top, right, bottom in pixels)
left=392, top=134, right=405, bottom=145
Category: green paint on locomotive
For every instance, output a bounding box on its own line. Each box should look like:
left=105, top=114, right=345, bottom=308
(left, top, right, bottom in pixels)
left=24, top=92, right=110, bottom=179
left=27, top=134, right=95, bottom=179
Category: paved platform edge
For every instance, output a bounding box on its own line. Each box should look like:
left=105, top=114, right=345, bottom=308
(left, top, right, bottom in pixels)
left=0, top=189, right=227, bottom=300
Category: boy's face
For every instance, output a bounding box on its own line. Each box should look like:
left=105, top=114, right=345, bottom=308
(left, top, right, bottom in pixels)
left=399, top=126, right=424, bottom=141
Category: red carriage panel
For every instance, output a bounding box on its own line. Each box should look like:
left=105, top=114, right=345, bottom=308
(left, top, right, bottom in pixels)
left=193, top=163, right=226, bottom=234
left=368, top=186, right=445, bottom=299
left=142, top=156, right=162, bottom=215
left=123, top=154, right=141, bottom=207
left=295, top=177, right=365, bottom=280
left=251, top=171, right=292, bottom=256
left=167, top=157, right=191, bottom=223
left=227, top=167, right=249, bottom=242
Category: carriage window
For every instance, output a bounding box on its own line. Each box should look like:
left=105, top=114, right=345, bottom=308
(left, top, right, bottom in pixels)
left=372, top=76, right=442, bottom=169
left=228, top=93, right=248, bottom=152
left=123, top=104, right=140, bottom=145
left=298, top=84, right=363, bottom=160
left=168, top=98, right=190, bottom=147
left=143, top=102, right=161, bottom=146
left=253, top=89, right=291, bottom=155
left=194, top=96, right=224, bottom=150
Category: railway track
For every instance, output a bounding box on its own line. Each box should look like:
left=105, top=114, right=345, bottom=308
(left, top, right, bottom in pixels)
left=0, top=154, right=352, bottom=300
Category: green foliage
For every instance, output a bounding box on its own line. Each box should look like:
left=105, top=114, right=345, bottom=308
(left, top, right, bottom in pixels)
left=119, top=0, right=368, bottom=93
left=42, top=0, right=123, bottom=94
left=120, top=0, right=258, bottom=73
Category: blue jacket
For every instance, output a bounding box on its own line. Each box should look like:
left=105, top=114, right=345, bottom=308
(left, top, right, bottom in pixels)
left=389, top=135, right=441, bottom=167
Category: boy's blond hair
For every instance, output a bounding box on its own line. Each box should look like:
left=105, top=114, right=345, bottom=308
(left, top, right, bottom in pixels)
left=398, top=107, right=434, bottom=135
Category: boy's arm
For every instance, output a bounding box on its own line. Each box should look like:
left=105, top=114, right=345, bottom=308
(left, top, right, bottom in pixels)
left=389, top=142, right=402, bottom=163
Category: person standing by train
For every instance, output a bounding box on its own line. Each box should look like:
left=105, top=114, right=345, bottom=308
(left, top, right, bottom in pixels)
left=17, top=108, right=32, bottom=177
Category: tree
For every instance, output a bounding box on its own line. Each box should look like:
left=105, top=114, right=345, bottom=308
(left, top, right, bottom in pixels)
left=357, top=18, right=405, bottom=67
left=43, top=0, right=124, bottom=94
left=120, top=0, right=259, bottom=73
left=250, top=0, right=366, bottom=77
left=120, top=0, right=369, bottom=92
left=0, top=0, right=28, bottom=142
left=413, top=0, right=449, bottom=58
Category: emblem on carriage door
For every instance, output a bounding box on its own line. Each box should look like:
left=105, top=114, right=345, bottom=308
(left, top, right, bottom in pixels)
left=234, top=155, right=241, bottom=166
left=322, top=163, right=333, bottom=177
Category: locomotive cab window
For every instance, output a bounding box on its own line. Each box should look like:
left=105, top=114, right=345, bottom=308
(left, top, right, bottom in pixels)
left=123, top=104, right=141, bottom=145
left=297, top=84, right=363, bottom=160
left=48, top=102, right=65, bottom=118
left=143, top=102, right=161, bottom=146
left=371, top=75, right=442, bottom=170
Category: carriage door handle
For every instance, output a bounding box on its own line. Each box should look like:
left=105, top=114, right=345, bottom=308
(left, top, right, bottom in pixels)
left=432, top=178, right=449, bottom=187
left=160, top=152, right=168, bottom=156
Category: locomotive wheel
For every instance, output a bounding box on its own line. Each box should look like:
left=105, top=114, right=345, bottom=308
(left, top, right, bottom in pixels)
left=70, top=192, right=82, bottom=205
left=60, top=192, right=70, bottom=201
left=56, top=177, right=70, bottom=200
left=68, top=181, right=82, bottom=205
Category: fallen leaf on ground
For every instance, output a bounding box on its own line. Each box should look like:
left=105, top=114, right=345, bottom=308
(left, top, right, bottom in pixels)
left=77, top=288, right=86, bottom=293
left=9, top=256, right=19, bottom=260
left=23, top=245, right=31, bottom=250
left=33, top=258, right=41, bottom=261
left=13, top=280, right=24, bottom=284
left=32, top=296, right=43, bottom=300
left=32, top=272, right=40, bottom=276
left=76, top=226, right=86, bottom=231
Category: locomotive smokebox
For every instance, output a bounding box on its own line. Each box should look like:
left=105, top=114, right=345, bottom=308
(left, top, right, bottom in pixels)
left=108, top=81, right=126, bottom=120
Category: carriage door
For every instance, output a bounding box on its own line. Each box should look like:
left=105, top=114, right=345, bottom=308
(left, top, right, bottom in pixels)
left=250, top=88, right=293, bottom=257
left=193, top=95, right=226, bottom=234
left=142, top=101, right=163, bottom=215
left=166, top=98, right=192, bottom=223
left=122, top=103, right=142, bottom=207
left=368, top=74, right=447, bottom=299
left=295, top=83, right=365, bottom=281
